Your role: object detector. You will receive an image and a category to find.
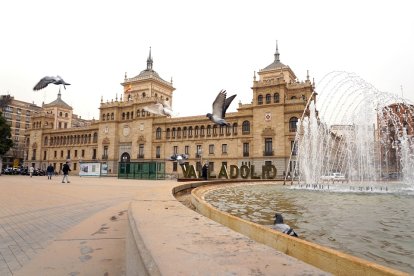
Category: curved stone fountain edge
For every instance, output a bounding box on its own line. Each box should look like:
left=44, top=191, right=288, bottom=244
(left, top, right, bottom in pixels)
left=189, top=180, right=409, bottom=276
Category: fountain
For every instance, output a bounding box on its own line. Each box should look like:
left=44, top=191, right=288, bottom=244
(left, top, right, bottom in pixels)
left=201, top=72, right=414, bottom=274
left=291, top=71, right=414, bottom=191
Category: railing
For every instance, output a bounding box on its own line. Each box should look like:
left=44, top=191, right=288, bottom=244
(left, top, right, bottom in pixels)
left=263, top=151, right=274, bottom=156
left=243, top=152, right=249, bottom=157
left=102, top=154, right=108, bottom=160
left=137, top=154, right=144, bottom=159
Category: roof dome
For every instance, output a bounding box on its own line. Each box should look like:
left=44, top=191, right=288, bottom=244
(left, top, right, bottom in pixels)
left=262, top=41, right=287, bottom=71
left=43, top=92, right=72, bottom=110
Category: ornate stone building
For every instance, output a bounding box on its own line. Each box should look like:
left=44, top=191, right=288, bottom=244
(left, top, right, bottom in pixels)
left=25, top=45, right=315, bottom=178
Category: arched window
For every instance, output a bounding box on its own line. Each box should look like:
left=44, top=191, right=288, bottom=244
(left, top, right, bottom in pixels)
left=93, top=132, right=98, bottom=143
left=233, top=123, right=237, bottom=135
left=226, top=125, right=231, bottom=135
left=131, top=111, right=134, bottom=119
left=289, top=117, right=298, bottom=132
left=242, top=120, right=250, bottom=134
left=88, top=134, right=91, bottom=143
left=266, top=94, right=271, bottom=104
left=166, top=128, right=170, bottom=139
left=44, top=136, right=48, bottom=146
left=137, top=110, right=140, bottom=117
left=219, top=125, right=224, bottom=135
left=258, top=95, right=263, bottom=105
left=177, top=127, right=181, bottom=138
left=200, top=125, right=205, bottom=136
left=183, top=127, right=187, bottom=138
left=126, top=112, right=130, bottom=120
left=63, top=136, right=67, bottom=145
left=188, top=126, right=193, bottom=137
left=141, top=109, right=145, bottom=117
left=102, top=114, right=106, bottom=121
left=207, top=125, right=212, bottom=136
left=122, top=112, right=125, bottom=120
left=172, top=128, right=176, bottom=138
left=274, top=93, right=280, bottom=103
left=213, top=125, right=217, bottom=136
left=111, top=113, right=114, bottom=120
left=156, top=127, right=162, bottom=139
left=195, top=126, right=199, bottom=137
left=107, top=113, right=110, bottom=120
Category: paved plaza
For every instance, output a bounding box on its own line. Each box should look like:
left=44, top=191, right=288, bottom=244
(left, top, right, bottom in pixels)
left=0, top=175, right=158, bottom=275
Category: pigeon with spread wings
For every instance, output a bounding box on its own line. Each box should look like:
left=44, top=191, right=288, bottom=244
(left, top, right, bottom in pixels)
left=143, top=100, right=174, bottom=117
left=33, top=76, right=71, bottom=91
left=206, top=90, right=236, bottom=126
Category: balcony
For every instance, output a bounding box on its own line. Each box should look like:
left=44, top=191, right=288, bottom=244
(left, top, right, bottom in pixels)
left=137, top=154, right=144, bottom=159
left=102, top=154, right=108, bottom=160
left=263, top=151, right=274, bottom=156
left=243, top=152, right=249, bottom=157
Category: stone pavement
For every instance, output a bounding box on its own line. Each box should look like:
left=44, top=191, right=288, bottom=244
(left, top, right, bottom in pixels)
left=0, top=175, right=152, bottom=275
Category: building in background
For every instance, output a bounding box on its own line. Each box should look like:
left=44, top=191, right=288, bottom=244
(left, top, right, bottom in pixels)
left=1, top=95, right=41, bottom=169
left=25, top=45, right=315, bottom=178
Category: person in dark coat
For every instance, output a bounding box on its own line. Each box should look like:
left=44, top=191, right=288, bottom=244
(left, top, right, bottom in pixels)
left=201, top=163, right=208, bottom=180
left=62, top=161, right=71, bottom=183
left=46, top=164, right=54, bottom=180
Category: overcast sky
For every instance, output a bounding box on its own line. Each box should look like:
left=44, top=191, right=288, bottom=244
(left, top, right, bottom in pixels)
left=1, top=0, right=413, bottom=120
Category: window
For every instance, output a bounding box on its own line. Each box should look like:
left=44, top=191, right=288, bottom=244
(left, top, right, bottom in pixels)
left=274, top=93, right=280, bottom=103
left=173, top=162, right=177, bottom=172
left=138, top=144, right=144, bottom=158
left=188, top=126, right=193, bottom=137
left=173, top=146, right=178, bottom=154
left=43, top=151, right=47, bottom=160
left=65, top=113, right=68, bottom=118
left=185, top=145, right=189, bottom=155
left=73, top=163, right=77, bottom=170
left=232, top=123, right=238, bottom=135
left=177, top=127, right=181, bottom=138
left=44, top=136, right=48, bottom=146
left=156, top=127, right=162, bottom=139
left=172, top=128, right=176, bottom=138
left=209, top=162, right=214, bottom=172
left=67, top=150, right=71, bottom=159
left=64, top=122, right=67, bottom=129
left=196, top=145, right=202, bottom=157
left=75, top=150, right=78, bottom=158
left=209, top=144, right=214, bottom=154
left=54, top=151, right=57, bottom=158
left=291, top=140, right=298, bottom=155
left=81, top=149, right=85, bottom=158
left=222, top=144, right=227, bottom=154
left=243, top=143, right=249, bottom=157
left=207, top=125, right=211, bottom=136
left=264, top=138, right=273, bottom=156
left=200, top=126, right=205, bottom=136
left=183, top=127, right=187, bottom=138
left=58, top=122, right=62, bottom=128
left=102, top=114, right=106, bottom=121
left=156, top=146, right=160, bottom=158
left=219, top=125, right=224, bottom=135
left=92, top=149, right=96, bottom=159
left=213, top=125, right=217, bottom=136
left=291, top=96, right=297, bottom=99
left=166, top=128, right=170, bottom=139
left=258, top=95, right=263, bottom=105
left=242, top=121, right=250, bottom=134
left=61, top=150, right=64, bottom=158
left=111, top=113, right=114, bottom=120
left=266, top=94, right=271, bottom=104
left=195, top=126, right=199, bottom=137
left=289, top=117, right=298, bottom=132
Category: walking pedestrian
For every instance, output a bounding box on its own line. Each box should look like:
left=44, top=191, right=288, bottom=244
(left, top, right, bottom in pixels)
left=46, top=164, right=54, bottom=180
left=29, top=166, right=34, bottom=177
left=62, top=161, right=71, bottom=183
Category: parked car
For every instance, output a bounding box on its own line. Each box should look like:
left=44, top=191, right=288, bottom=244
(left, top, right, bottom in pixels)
left=320, top=172, right=347, bottom=183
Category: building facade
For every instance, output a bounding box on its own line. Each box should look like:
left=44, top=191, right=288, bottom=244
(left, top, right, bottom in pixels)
left=25, top=46, right=315, bottom=178
left=1, top=95, right=41, bottom=169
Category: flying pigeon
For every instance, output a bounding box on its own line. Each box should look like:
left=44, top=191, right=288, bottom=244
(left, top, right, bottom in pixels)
left=33, top=76, right=71, bottom=91
left=206, top=90, right=236, bottom=126
left=169, top=154, right=189, bottom=165
left=143, top=100, right=174, bottom=117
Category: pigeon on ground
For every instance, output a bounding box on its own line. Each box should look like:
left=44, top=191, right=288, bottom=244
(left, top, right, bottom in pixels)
left=33, top=76, right=71, bottom=91
left=206, top=90, right=236, bottom=126
left=271, top=213, right=298, bottom=237
left=143, top=100, right=173, bottom=117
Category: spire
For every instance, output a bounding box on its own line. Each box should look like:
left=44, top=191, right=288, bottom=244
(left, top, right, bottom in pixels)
left=274, top=40, right=280, bottom=62
left=253, top=71, right=256, bottom=81
left=146, top=46, right=153, bottom=70
left=58, top=86, right=62, bottom=98
left=307, top=70, right=309, bottom=81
